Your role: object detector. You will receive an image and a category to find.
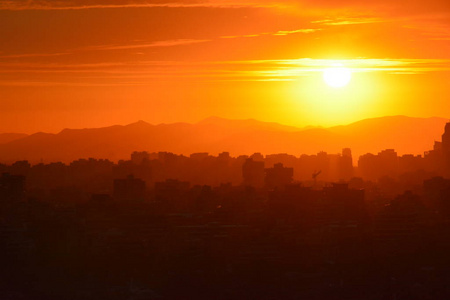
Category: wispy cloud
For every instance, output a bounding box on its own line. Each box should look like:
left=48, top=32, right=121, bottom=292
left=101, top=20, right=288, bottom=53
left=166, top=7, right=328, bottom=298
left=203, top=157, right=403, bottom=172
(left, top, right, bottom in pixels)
left=0, top=52, right=71, bottom=58
left=312, top=17, right=384, bottom=26
left=220, top=28, right=321, bottom=39
left=0, top=0, right=285, bottom=10
left=403, top=22, right=450, bottom=41
left=262, top=58, right=450, bottom=73
left=1, top=58, right=450, bottom=86
left=0, top=30, right=318, bottom=59
left=81, top=39, right=210, bottom=51
left=0, top=39, right=210, bottom=60
left=273, top=28, right=321, bottom=35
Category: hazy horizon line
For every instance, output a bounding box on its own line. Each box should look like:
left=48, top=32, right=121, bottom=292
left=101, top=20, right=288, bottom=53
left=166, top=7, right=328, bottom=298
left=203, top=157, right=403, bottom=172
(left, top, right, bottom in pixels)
left=1, top=114, right=448, bottom=135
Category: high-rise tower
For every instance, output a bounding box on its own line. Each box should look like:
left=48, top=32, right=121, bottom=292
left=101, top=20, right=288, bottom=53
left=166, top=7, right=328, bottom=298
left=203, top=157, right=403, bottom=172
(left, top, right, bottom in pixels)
left=441, top=122, right=450, bottom=176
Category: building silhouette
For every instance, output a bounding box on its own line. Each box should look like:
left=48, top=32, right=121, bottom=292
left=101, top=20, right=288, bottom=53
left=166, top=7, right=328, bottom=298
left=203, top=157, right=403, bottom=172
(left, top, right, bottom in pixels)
left=442, top=122, right=450, bottom=176
left=113, top=175, right=146, bottom=202
left=242, top=158, right=265, bottom=188
left=154, top=179, right=190, bottom=211
left=130, top=151, right=150, bottom=165
left=0, top=173, right=25, bottom=202
left=339, top=148, right=354, bottom=180
left=264, top=163, right=293, bottom=190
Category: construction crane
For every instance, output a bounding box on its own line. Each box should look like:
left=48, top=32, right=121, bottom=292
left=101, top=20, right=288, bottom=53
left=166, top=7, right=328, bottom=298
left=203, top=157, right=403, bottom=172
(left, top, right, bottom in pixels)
left=312, top=170, right=321, bottom=187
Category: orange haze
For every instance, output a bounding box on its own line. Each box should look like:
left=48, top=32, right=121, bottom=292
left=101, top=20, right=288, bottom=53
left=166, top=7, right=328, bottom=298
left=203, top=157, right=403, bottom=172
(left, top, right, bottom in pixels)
left=0, top=0, right=449, bottom=133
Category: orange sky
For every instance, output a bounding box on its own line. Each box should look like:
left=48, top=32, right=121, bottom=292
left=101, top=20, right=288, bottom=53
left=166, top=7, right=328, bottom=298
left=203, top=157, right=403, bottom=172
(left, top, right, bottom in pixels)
left=1, top=0, right=450, bottom=133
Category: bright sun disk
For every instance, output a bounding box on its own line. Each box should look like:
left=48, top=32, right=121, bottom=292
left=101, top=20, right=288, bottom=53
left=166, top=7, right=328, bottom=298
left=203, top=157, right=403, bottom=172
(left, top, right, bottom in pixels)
left=323, top=66, right=352, bottom=88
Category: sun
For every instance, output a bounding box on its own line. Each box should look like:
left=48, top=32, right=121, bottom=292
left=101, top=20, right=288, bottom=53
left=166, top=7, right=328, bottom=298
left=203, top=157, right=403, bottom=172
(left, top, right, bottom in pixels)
left=323, top=65, right=352, bottom=88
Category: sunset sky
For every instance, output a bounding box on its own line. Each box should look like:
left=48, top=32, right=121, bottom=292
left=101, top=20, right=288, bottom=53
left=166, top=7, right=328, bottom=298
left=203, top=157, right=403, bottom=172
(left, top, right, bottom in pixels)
left=1, top=0, right=450, bottom=133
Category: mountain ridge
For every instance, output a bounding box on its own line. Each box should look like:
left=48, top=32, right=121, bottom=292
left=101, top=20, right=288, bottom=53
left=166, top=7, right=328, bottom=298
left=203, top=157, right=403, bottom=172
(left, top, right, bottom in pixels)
left=0, top=116, right=447, bottom=164
left=0, top=133, right=29, bottom=145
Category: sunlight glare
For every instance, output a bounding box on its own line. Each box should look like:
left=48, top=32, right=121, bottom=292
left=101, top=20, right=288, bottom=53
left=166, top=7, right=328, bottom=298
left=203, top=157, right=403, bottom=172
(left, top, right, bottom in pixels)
left=323, top=66, right=352, bottom=88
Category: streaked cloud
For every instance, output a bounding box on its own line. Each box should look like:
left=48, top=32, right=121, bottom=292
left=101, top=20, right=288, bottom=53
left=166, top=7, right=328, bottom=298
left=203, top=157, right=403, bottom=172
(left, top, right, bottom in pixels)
left=0, top=30, right=318, bottom=59
left=80, top=39, right=211, bottom=51
left=0, top=0, right=285, bottom=10
left=312, top=17, right=384, bottom=26
left=403, top=22, right=450, bottom=41
left=220, top=28, right=321, bottom=39
left=0, top=39, right=211, bottom=60
left=273, top=28, right=321, bottom=35
left=0, top=52, right=72, bottom=58
left=1, top=58, right=450, bottom=86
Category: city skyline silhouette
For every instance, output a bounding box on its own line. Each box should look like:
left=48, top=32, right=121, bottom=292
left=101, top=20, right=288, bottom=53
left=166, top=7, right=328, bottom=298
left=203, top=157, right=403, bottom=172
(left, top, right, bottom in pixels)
left=1, top=121, right=450, bottom=299
left=0, top=115, right=447, bottom=164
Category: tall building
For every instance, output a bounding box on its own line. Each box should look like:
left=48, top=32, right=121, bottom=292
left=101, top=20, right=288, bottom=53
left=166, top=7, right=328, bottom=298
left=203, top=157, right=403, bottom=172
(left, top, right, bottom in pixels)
left=264, top=163, right=293, bottom=190
left=358, top=149, right=398, bottom=180
left=339, top=148, right=354, bottom=181
left=242, top=158, right=265, bottom=188
left=154, top=179, right=190, bottom=211
left=441, top=122, right=450, bottom=152
left=131, top=151, right=150, bottom=165
left=441, top=122, right=450, bottom=175
left=113, top=175, right=146, bottom=202
left=0, top=173, right=26, bottom=202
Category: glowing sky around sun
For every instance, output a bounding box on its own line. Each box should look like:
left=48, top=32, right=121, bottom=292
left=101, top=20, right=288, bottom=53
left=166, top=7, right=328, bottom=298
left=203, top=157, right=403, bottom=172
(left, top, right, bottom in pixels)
left=323, top=66, right=352, bottom=87
left=0, top=0, right=450, bottom=132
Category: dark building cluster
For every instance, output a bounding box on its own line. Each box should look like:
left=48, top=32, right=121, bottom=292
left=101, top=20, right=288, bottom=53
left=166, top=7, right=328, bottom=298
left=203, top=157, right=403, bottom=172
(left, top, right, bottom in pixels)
left=2, top=124, right=450, bottom=299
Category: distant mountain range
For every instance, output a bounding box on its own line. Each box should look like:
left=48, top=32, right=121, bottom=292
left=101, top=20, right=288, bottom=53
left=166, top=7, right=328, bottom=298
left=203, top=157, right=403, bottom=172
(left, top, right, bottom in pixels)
left=0, top=116, right=447, bottom=164
left=0, top=133, right=28, bottom=145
